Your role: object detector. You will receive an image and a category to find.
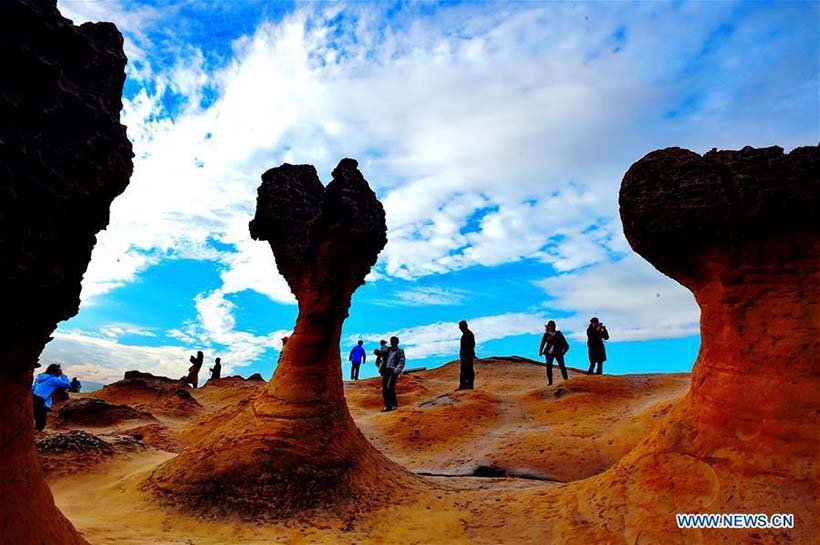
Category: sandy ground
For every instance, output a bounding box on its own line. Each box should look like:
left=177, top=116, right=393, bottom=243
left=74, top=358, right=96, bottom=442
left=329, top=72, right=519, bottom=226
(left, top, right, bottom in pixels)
left=44, top=357, right=690, bottom=544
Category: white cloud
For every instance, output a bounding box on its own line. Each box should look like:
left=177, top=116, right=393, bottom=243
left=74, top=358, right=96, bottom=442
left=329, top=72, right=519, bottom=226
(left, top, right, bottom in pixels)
left=98, top=324, right=158, bottom=339
left=55, top=0, right=814, bottom=356
left=160, top=289, right=292, bottom=374
left=219, top=239, right=295, bottom=305
left=384, top=287, right=469, bottom=307
left=40, top=329, right=189, bottom=384
left=42, top=288, right=291, bottom=384
left=353, top=312, right=546, bottom=360
left=535, top=253, right=700, bottom=342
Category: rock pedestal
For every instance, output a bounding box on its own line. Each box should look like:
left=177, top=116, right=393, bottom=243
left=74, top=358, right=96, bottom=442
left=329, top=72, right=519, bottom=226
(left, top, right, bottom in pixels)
left=0, top=1, right=133, bottom=543
left=148, top=159, right=423, bottom=519
left=619, top=146, right=820, bottom=483
left=549, top=145, right=820, bottom=544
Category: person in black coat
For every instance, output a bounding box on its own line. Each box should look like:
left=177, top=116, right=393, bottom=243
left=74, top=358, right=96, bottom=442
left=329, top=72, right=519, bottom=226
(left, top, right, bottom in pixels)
left=587, top=317, right=609, bottom=375
left=457, top=320, right=476, bottom=390
left=209, top=357, right=222, bottom=380
left=539, top=320, right=569, bottom=386
left=187, top=351, right=204, bottom=388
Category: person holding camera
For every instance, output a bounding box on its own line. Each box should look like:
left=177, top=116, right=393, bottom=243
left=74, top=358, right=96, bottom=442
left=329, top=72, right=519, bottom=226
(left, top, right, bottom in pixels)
left=586, top=317, right=609, bottom=375
left=32, top=363, right=71, bottom=432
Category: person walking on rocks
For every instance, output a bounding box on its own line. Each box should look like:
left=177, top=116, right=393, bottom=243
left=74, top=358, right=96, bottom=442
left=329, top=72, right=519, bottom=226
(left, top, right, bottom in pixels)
left=32, top=363, right=71, bottom=432
left=457, top=320, right=476, bottom=390
left=187, top=351, right=204, bottom=388
left=587, top=317, right=609, bottom=375
left=539, top=320, right=570, bottom=386
left=209, top=357, right=222, bottom=380
left=348, top=340, right=366, bottom=380
left=380, top=336, right=405, bottom=412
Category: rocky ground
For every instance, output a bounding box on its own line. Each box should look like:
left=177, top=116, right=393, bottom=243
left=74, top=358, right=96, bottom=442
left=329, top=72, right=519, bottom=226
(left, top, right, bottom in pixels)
left=40, top=356, right=693, bottom=544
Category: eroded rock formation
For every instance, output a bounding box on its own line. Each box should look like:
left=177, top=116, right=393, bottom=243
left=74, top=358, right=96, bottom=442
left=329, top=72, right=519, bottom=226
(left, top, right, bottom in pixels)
left=148, top=159, right=423, bottom=519
left=0, top=1, right=133, bottom=543
left=96, top=370, right=202, bottom=417
left=548, top=145, right=820, bottom=544
left=55, top=398, right=157, bottom=429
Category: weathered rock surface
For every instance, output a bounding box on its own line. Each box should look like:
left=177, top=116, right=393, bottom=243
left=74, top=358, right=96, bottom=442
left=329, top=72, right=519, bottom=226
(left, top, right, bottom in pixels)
left=95, top=371, right=202, bottom=417
left=148, top=159, right=424, bottom=519
left=546, top=145, right=820, bottom=544
left=36, top=430, right=145, bottom=479
left=55, top=398, right=157, bottom=429
left=0, top=1, right=132, bottom=543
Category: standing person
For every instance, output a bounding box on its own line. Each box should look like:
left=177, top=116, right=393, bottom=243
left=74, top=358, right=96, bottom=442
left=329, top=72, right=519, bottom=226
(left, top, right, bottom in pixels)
left=457, top=320, right=476, bottom=390
left=32, top=363, right=71, bottom=432
left=380, top=336, right=406, bottom=412
left=187, top=351, right=204, bottom=388
left=373, top=339, right=388, bottom=373
left=348, top=340, right=366, bottom=380
left=209, top=357, right=222, bottom=380
left=539, top=321, right=570, bottom=386
left=587, top=317, right=610, bottom=375
left=69, top=376, right=82, bottom=393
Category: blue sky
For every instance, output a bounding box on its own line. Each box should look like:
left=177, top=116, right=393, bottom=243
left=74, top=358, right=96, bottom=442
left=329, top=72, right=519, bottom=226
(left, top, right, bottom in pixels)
left=46, top=0, right=818, bottom=385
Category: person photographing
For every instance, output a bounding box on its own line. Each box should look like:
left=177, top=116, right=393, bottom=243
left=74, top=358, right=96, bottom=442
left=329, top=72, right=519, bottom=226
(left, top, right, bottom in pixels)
left=32, top=363, right=71, bottom=432
left=586, top=317, right=610, bottom=375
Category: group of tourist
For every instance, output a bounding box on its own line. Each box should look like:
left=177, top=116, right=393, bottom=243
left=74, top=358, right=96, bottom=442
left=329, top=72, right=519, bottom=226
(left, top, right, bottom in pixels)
left=348, top=317, right=610, bottom=412
left=184, top=351, right=222, bottom=388
left=31, top=350, right=227, bottom=431
left=32, top=317, right=609, bottom=430
left=538, top=317, right=609, bottom=385
left=348, top=337, right=406, bottom=411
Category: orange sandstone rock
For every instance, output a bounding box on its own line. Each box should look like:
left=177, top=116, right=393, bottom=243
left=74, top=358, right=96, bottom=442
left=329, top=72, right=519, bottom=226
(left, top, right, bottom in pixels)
left=547, top=145, right=820, bottom=544
left=148, top=159, right=424, bottom=519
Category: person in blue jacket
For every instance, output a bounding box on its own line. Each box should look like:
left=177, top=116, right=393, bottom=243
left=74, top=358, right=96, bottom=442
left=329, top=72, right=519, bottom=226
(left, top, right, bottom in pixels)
left=348, top=340, right=366, bottom=380
left=32, top=363, right=71, bottom=432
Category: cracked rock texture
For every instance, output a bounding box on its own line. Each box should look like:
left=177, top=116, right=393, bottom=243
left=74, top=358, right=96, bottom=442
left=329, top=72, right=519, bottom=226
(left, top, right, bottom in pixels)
left=0, top=1, right=133, bottom=543
left=148, top=159, right=424, bottom=519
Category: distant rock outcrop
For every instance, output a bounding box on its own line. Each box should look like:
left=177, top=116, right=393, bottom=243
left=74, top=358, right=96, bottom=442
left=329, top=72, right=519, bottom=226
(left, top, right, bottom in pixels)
left=96, top=371, right=201, bottom=417
left=548, top=145, right=820, bottom=544
left=0, top=1, right=132, bottom=543
left=148, top=159, right=424, bottom=519
left=55, top=398, right=157, bottom=429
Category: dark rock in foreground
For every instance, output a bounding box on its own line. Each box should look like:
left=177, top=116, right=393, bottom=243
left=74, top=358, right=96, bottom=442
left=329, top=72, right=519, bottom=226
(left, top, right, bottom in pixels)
left=0, top=1, right=133, bottom=543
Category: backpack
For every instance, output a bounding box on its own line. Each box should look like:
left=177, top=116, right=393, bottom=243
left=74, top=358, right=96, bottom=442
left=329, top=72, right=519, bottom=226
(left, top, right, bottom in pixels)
left=559, top=332, right=570, bottom=353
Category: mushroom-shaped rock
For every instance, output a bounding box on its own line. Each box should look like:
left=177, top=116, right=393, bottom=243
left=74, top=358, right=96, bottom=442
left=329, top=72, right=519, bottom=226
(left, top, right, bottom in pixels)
left=0, top=1, right=133, bottom=543
left=148, top=159, right=423, bottom=519
left=620, top=145, right=820, bottom=450
left=547, top=145, right=820, bottom=544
